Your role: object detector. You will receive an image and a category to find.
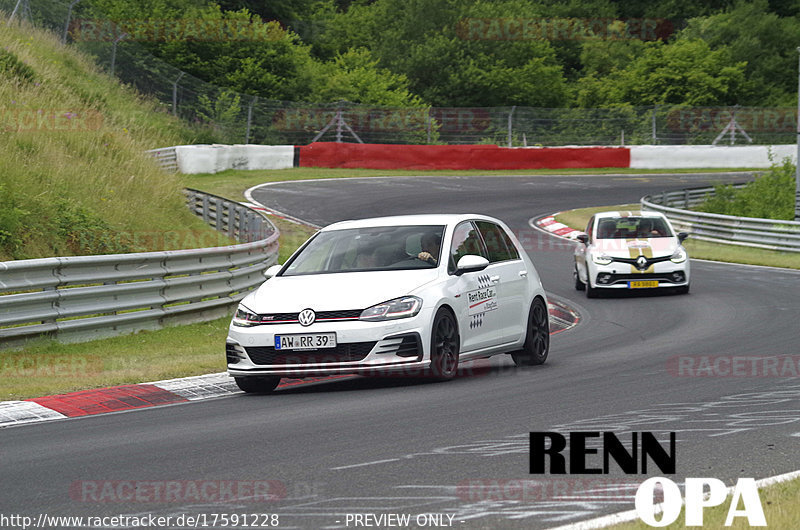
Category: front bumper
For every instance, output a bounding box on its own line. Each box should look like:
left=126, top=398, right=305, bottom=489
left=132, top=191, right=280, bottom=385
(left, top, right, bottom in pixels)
left=590, top=260, right=690, bottom=289
left=226, top=310, right=433, bottom=378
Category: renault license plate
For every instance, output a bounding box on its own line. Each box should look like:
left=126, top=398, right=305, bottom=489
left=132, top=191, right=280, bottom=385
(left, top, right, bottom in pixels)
left=628, top=280, right=659, bottom=288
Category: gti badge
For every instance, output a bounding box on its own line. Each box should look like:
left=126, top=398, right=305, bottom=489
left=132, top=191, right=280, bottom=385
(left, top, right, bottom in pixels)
left=636, top=256, right=648, bottom=270
left=298, top=308, right=316, bottom=327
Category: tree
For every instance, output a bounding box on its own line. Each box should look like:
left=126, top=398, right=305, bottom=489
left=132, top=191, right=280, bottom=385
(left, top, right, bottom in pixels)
left=576, top=39, right=746, bottom=106
left=680, top=0, right=800, bottom=106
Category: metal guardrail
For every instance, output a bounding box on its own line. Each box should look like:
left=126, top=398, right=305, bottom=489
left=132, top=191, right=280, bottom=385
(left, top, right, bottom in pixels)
left=0, top=189, right=279, bottom=348
left=146, top=146, right=178, bottom=172
left=642, top=186, right=800, bottom=252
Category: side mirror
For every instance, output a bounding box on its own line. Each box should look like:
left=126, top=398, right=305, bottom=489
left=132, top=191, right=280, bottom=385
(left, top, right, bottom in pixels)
left=677, top=232, right=689, bottom=243
left=455, top=255, right=490, bottom=276
left=576, top=233, right=589, bottom=245
left=263, top=264, right=282, bottom=279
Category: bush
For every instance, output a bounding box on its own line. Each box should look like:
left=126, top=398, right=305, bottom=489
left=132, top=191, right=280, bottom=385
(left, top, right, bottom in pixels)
left=696, top=156, right=796, bottom=220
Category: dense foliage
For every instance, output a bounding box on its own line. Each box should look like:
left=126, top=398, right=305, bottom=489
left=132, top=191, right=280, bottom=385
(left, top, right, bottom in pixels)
left=697, top=156, right=797, bottom=220
left=74, top=0, right=800, bottom=107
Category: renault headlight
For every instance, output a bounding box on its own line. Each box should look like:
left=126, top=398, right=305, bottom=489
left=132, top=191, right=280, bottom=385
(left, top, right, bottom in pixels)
left=670, top=247, right=687, bottom=263
left=592, top=253, right=613, bottom=266
left=360, top=296, right=422, bottom=321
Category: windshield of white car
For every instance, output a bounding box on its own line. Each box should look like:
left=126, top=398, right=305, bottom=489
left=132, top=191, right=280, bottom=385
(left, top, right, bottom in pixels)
left=281, top=225, right=446, bottom=276
left=595, top=217, right=674, bottom=239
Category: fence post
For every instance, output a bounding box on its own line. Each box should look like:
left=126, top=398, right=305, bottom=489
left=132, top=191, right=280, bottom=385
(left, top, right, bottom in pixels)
left=507, top=105, right=516, bottom=147
left=110, top=32, right=127, bottom=75
left=245, top=96, right=257, bottom=144
left=62, top=0, right=81, bottom=44
left=651, top=105, right=658, bottom=144
left=172, top=72, right=185, bottom=116
left=796, top=48, right=800, bottom=220
left=426, top=108, right=432, bottom=144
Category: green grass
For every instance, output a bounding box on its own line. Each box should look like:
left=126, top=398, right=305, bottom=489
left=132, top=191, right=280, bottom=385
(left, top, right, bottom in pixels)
left=610, top=477, right=800, bottom=529
left=555, top=205, right=800, bottom=270
left=0, top=21, right=220, bottom=260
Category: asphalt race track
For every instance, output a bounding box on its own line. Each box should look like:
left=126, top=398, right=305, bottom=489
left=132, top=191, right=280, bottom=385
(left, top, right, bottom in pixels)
left=3, top=172, right=800, bottom=529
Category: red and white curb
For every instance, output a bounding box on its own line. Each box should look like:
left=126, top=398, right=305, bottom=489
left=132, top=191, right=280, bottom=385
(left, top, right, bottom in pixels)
left=537, top=215, right=582, bottom=240
left=0, top=373, right=341, bottom=428
left=0, top=302, right=579, bottom=429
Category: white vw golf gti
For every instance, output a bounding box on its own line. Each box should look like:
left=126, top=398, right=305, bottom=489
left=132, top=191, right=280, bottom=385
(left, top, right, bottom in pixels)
left=226, top=214, right=550, bottom=393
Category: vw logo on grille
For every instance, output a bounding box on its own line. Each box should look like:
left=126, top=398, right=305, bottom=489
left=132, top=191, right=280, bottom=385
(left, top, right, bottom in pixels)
left=298, top=308, right=316, bottom=327
left=636, top=256, right=648, bottom=270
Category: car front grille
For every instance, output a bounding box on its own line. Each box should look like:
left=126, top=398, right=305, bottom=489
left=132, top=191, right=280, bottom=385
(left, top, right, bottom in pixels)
left=245, top=342, right=376, bottom=365
left=610, top=255, right=672, bottom=270
left=248, top=309, right=363, bottom=325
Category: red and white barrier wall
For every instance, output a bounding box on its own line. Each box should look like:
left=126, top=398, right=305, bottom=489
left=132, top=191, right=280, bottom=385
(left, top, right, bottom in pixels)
left=170, top=143, right=798, bottom=173
left=296, top=143, right=629, bottom=170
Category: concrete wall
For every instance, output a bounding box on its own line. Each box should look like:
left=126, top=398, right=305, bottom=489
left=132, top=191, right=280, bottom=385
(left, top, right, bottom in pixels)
left=629, top=145, right=797, bottom=169
left=175, top=145, right=295, bottom=174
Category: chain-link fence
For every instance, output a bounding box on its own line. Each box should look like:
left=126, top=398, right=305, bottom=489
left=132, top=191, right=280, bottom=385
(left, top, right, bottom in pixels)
left=4, top=0, right=798, bottom=146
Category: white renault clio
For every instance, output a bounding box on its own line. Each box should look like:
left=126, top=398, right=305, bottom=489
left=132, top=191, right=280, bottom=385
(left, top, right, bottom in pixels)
left=226, top=214, right=549, bottom=393
left=574, top=210, right=690, bottom=297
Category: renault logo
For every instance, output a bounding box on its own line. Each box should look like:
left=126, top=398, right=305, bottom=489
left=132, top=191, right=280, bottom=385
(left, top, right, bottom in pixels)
left=636, top=256, right=648, bottom=270
left=298, top=308, right=316, bottom=327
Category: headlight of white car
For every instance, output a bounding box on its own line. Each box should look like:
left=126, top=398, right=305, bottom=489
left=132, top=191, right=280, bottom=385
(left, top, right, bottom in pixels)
left=360, top=296, right=422, bottom=321
left=232, top=305, right=259, bottom=327
left=670, top=247, right=687, bottom=263
left=592, top=253, right=613, bottom=265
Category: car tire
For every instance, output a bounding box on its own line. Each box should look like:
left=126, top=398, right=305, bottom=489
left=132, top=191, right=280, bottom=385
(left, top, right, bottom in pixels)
left=512, top=298, right=550, bottom=367
left=675, top=284, right=690, bottom=295
left=429, top=307, right=460, bottom=381
left=584, top=263, right=599, bottom=298
left=574, top=265, right=585, bottom=291
left=234, top=376, right=281, bottom=394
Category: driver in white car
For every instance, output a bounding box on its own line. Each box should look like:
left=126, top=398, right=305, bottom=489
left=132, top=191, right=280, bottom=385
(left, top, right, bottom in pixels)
left=417, top=232, right=441, bottom=265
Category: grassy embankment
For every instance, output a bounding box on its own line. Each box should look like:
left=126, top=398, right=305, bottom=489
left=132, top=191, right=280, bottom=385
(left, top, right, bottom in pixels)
left=0, top=21, right=226, bottom=261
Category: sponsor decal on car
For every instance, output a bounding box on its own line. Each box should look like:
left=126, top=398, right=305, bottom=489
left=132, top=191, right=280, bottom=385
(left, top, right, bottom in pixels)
left=467, top=287, right=498, bottom=316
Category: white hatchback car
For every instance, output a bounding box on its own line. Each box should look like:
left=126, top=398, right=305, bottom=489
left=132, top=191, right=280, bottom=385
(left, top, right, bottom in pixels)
left=574, top=210, right=690, bottom=297
left=226, top=214, right=550, bottom=393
